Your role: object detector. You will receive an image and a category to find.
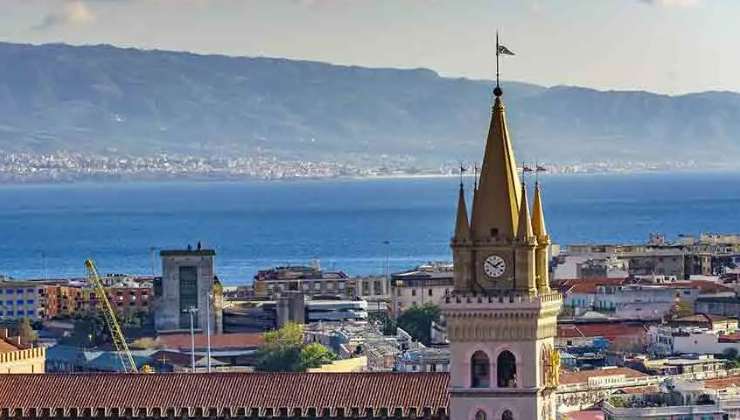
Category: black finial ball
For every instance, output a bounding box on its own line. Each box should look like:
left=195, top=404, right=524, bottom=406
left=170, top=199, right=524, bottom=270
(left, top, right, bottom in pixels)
left=493, top=85, right=503, bottom=97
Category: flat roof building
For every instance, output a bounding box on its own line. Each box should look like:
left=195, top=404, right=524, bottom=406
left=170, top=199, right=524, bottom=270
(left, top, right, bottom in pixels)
left=154, top=246, right=222, bottom=334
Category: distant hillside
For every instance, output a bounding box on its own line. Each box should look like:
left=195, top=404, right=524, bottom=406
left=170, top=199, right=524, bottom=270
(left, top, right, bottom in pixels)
left=1, top=42, right=740, bottom=164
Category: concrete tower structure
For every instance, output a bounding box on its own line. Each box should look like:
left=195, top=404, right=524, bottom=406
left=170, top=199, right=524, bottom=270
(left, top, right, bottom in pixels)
left=443, top=85, right=562, bottom=420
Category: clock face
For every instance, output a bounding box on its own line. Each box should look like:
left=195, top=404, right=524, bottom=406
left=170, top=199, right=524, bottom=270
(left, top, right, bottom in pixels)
left=483, top=255, right=506, bottom=278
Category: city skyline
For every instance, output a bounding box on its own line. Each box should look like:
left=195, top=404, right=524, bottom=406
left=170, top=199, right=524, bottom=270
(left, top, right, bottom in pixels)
left=1, top=0, right=738, bottom=95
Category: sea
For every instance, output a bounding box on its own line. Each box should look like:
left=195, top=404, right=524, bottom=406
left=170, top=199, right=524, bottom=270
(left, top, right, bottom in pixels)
left=1, top=172, right=740, bottom=285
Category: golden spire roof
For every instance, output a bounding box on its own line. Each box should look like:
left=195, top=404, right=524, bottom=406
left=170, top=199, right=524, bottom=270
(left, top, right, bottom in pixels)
left=453, top=183, right=471, bottom=242
left=470, top=94, right=522, bottom=241
left=516, top=183, right=535, bottom=242
left=532, top=181, right=548, bottom=241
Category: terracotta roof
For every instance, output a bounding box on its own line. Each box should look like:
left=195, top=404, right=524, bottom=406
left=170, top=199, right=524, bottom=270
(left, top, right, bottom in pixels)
left=564, top=410, right=604, bottom=420
left=719, top=332, right=740, bottom=343
left=561, top=278, right=628, bottom=294
left=558, top=323, right=649, bottom=341
left=0, top=329, right=28, bottom=353
left=156, top=333, right=265, bottom=350
left=705, top=375, right=740, bottom=390
left=616, top=385, right=660, bottom=394
left=666, top=280, right=734, bottom=294
left=0, top=372, right=449, bottom=418
left=560, top=367, right=647, bottom=385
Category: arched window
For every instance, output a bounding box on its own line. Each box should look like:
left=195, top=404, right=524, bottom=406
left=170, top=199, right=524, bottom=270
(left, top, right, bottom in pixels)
left=470, top=351, right=490, bottom=388
left=501, top=410, right=513, bottom=420
left=497, top=350, right=517, bottom=388
left=474, top=410, right=486, bottom=420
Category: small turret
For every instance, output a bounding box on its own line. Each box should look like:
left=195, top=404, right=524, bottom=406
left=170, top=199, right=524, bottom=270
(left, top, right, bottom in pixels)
left=454, top=183, right=471, bottom=243
left=516, top=183, right=536, bottom=244
left=533, top=182, right=551, bottom=292
left=532, top=182, right=548, bottom=240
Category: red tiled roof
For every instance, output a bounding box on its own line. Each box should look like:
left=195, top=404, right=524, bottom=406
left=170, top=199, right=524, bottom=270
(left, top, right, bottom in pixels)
left=558, top=323, right=649, bottom=341
left=0, top=373, right=449, bottom=417
left=719, top=332, right=740, bottom=343
left=564, top=410, right=604, bottom=420
left=561, top=278, right=629, bottom=294
left=560, top=367, right=647, bottom=385
left=666, top=280, right=734, bottom=294
left=705, top=375, right=740, bottom=390
left=616, top=385, right=659, bottom=394
left=0, top=339, right=23, bottom=354
left=156, top=333, right=265, bottom=350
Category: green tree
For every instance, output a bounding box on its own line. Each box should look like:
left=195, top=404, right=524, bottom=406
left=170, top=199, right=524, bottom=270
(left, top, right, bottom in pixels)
left=369, top=311, right=397, bottom=335
left=61, top=313, right=108, bottom=347
left=16, top=318, right=37, bottom=344
left=264, top=322, right=304, bottom=348
left=255, top=323, right=336, bottom=372
left=722, top=348, right=738, bottom=360
left=299, top=342, right=336, bottom=370
left=397, top=303, right=440, bottom=345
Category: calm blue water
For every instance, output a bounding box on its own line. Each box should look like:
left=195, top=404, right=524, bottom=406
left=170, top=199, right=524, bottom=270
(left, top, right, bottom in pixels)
left=1, top=172, right=740, bottom=285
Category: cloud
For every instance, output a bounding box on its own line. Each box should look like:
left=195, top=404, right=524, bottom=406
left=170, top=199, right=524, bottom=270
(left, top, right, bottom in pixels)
left=33, top=0, right=96, bottom=30
left=638, top=0, right=701, bottom=7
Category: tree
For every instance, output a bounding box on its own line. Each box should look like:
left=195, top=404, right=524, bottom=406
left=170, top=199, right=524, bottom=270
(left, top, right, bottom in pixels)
left=16, top=318, right=37, bottom=344
left=397, top=303, right=440, bottom=345
left=369, top=311, right=397, bottom=335
left=299, top=342, right=336, bottom=370
left=264, top=322, right=304, bottom=348
left=60, top=313, right=108, bottom=347
left=722, top=348, right=738, bottom=360
left=255, top=323, right=336, bottom=372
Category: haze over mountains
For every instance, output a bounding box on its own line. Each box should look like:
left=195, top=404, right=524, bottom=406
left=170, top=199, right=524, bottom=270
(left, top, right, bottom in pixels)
left=1, top=41, right=740, bottom=166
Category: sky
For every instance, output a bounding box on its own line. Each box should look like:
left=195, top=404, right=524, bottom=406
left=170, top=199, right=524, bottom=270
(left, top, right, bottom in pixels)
left=0, top=0, right=738, bottom=95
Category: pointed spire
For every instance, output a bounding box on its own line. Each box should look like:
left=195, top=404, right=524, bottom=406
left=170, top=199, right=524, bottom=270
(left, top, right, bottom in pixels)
left=454, top=183, right=471, bottom=242
left=470, top=94, right=522, bottom=241
left=516, top=183, right=535, bottom=242
left=532, top=181, right=548, bottom=240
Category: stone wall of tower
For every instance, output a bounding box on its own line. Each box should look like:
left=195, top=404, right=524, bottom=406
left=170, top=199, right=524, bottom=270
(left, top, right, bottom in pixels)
left=514, top=243, right=537, bottom=294
left=443, top=294, right=561, bottom=420
left=535, top=243, right=550, bottom=293
left=452, top=243, right=474, bottom=293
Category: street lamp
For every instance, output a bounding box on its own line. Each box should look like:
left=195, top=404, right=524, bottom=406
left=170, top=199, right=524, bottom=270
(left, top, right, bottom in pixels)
left=183, top=306, right=199, bottom=372
left=206, top=291, right=212, bottom=373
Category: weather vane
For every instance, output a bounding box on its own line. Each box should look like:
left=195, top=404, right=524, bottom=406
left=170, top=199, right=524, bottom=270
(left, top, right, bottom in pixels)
left=495, top=31, right=515, bottom=96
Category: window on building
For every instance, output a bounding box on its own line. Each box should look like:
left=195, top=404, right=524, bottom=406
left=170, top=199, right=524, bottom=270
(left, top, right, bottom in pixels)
left=501, top=410, right=513, bottom=420
left=497, top=351, right=517, bottom=388
left=16, top=300, right=23, bottom=305
left=411, top=289, right=416, bottom=297
left=428, top=289, right=433, bottom=297
left=474, top=410, right=486, bottom=420
left=178, top=266, right=199, bottom=329
left=470, top=350, right=490, bottom=388
left=374, top=281, right=383, bottom=295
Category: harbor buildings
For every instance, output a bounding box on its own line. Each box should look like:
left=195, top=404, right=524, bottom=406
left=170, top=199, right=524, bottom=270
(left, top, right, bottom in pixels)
left=253, top=265, right=389, bottom=303
left=391, top=262, right=454, bottom=317
left=0, top=282, right=46, bottom=320
left=154, top=247, right=223, bottom=333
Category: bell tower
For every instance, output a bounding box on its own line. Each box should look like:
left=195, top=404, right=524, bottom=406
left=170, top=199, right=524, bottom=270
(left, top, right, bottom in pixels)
left=444, top=42, right=562, bottom=420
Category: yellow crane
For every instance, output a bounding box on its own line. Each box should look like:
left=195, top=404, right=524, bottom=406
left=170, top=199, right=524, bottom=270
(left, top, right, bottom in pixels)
left=84, top=258, right=138, bottom=373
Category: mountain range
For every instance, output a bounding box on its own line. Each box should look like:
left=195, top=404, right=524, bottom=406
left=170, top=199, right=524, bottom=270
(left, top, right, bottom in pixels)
left=1, top=41, right=740, bottom=165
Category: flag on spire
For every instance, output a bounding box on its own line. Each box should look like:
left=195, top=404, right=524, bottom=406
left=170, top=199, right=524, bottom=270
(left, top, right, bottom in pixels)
left=497, top=44, right=515, bottom=56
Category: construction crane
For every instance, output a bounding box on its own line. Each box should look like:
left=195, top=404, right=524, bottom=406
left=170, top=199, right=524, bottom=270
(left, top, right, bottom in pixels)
left=84, top=258, right=138, bottom=373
